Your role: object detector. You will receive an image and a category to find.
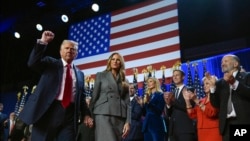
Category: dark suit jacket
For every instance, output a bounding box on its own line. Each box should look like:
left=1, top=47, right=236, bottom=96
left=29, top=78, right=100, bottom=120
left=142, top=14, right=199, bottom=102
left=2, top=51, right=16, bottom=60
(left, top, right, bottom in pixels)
left=18, top=43, right=89, bottom=134
left=123, top=97, right=144, bottom=141
left=167, top=87, right=196, bottom=136
left=210, top=71, right=250, bottom=135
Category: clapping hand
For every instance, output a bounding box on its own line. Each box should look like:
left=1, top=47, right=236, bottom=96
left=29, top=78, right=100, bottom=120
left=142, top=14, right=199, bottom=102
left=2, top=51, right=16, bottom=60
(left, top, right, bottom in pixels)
left=205, top=72, right=217, bottom=87
left=182, top=87, right=196, bottom=101
left=223, top=70, right=235, bottom=84
left=164, top=91, right=175, bottom=105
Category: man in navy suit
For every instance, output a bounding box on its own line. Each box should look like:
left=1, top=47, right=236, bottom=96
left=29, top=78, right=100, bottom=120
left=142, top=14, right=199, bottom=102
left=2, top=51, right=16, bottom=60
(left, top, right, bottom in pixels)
left=209, top=54, right=250, bottom=141
left=123, top=83, right=144, bottom=141
left=18, top=30, right=92, bottom=141
left=164, top=70, right=197, bottom=141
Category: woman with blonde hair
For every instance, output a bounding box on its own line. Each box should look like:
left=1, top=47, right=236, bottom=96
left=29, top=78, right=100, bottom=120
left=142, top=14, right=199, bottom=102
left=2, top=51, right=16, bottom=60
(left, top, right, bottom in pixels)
left=183, top=73, right=222, bottom=141
left=137, top=77, right=166, bottom=141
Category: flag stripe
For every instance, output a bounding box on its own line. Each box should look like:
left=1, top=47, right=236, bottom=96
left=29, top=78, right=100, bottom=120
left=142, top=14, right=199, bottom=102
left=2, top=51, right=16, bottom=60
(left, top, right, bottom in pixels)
left=111, top=4, right=177, bottom=32
left=74, top=36, right=179, bottom=67
left=110, top=26, right=179, bottom=51
left=77, top=43, right=179, bottom=70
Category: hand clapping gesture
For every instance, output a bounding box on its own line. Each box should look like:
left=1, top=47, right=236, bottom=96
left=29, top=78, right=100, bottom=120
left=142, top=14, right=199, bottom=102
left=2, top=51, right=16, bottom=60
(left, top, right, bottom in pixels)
left=205, top=72, right=217, bottom=88
left=182, top=87, right=197, bottom=101
left=164, top=91, right=175, bottom=106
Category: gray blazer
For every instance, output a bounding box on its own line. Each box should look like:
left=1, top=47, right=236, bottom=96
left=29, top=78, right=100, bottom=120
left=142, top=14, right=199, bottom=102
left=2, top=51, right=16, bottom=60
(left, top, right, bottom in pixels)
left=90, top=71, right=131, bottom=123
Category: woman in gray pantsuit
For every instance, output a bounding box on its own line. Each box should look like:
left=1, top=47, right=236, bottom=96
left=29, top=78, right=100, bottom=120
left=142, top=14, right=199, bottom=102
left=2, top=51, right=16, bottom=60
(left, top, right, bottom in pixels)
left=89, top=52, right=131, bottom=141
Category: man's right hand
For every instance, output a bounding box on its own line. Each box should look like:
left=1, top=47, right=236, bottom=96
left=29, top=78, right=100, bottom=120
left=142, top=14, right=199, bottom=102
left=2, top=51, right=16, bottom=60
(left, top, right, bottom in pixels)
left=40, top=30, right=55, bottom=44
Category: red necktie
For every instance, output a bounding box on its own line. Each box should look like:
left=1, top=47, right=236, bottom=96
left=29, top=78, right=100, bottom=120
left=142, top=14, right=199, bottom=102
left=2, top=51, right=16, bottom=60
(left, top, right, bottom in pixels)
left=62, top=64, right=72, bottom=108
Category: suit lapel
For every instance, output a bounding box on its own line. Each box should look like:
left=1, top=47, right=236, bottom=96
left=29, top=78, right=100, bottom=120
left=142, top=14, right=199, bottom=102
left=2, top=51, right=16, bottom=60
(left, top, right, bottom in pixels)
left=58, top=61, right=64, bottom=83
left=105, top=71, right=119, bottom=92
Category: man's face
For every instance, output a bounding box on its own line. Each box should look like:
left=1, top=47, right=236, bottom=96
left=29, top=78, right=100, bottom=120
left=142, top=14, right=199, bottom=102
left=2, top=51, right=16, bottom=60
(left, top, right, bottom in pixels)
left=129, top=85, right=135, bottom=96
left=172, top=70, right=184, bottom=85
left=221, top=56, right=236, bottom=73
left=60, top=42, right=77, bottom=63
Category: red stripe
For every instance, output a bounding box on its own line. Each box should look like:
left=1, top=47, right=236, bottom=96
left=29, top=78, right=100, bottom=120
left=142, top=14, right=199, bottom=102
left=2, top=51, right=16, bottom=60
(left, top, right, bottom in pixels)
left=111, top=3, right=177, bottom=28
left=76, top=44, right=179, bottom=70
left=111, top=16, right=178, bottom=40
left=112, top=0, right=171, bottom=16
left=123, top=44, right=180, bottom=61
left=110, top=29, right=179, bottom=51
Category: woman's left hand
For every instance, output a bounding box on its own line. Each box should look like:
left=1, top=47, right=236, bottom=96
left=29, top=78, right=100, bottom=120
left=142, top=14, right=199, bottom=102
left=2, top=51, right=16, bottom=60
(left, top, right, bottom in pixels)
left=122, top=122, right=130, bottom=139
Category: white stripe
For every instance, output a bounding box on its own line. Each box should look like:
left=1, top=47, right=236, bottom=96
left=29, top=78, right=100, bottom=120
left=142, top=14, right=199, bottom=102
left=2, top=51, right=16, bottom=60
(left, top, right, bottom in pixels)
left=125, top=50, right=180, bottom=69
left=112, top=0, right=177, bottom=22
left=74, top=36, right=179, bottom=65
left=111, top=10, right=178, bottom=34
left=110, top=22, right=179, bottom=46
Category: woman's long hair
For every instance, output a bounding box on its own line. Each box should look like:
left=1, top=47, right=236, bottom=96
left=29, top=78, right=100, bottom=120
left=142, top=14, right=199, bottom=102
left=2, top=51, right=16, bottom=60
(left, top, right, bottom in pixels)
left=144, top=77, right=163, bottom=103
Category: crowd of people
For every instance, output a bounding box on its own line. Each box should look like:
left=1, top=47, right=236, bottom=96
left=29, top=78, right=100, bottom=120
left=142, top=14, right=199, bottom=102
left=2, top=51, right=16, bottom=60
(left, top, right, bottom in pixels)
left=1, top=30, right=249, bottom=141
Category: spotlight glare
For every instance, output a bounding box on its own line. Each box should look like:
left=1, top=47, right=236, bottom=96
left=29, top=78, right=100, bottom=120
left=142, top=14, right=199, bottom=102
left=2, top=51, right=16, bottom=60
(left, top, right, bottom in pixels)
left=92, top=3, right=99, bottom=12
left=14, top=32, right=20, bottom=39
left=61, top=14, right=69, bottom=23
left=36, top=24, right=43, bottom=31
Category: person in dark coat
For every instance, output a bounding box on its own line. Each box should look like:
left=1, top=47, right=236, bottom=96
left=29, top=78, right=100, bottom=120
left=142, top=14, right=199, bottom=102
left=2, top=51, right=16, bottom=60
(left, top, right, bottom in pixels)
left=18, top=30, right=91, bottom=141
left=123, top=83, right=144, bottom=141
left=138, top=77, right=166, bottom=141
left=209, top=54, right=250, bottom=141
left=164, top=70, right=197, bottom=141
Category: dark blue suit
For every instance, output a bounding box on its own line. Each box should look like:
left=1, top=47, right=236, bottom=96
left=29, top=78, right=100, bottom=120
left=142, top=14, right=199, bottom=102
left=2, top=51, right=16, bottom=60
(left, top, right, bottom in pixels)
left=18, top=43, right=89, bottom=141
left=167, top=87, right=197, bottom=141
left=142, top=92, right=166, bottom=141
left=123, top=97, right=144, bottom=141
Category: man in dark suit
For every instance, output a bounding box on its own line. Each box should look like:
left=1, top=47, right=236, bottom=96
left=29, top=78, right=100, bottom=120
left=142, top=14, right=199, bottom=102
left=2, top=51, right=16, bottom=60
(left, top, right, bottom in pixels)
left=0, top=103, right=8, bottom=141
left=209, top=54, right=250, bottom=141
left=164, top=70, right=197, bottom=141
left=18, top=30, right=91, bottom=141
left=123, top=83, right=144, bottom=141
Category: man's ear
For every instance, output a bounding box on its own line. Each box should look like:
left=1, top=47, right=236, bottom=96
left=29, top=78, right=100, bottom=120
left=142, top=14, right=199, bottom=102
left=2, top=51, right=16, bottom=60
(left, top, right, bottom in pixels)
left=234, top=62, right=240, bottom=70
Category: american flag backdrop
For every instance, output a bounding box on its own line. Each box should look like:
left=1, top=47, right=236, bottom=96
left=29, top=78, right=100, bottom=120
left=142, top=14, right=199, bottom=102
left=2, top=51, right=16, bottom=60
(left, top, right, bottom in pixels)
left=69, top=0, right=181, bottom=83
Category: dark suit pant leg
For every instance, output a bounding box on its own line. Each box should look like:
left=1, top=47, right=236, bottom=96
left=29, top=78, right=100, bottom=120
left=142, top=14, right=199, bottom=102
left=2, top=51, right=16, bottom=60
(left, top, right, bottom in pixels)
left=222, top=117, right=237, bottom=141
left=31, top=101, right=75, bottom=141
left=77, top=123, right=95, bottom=141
